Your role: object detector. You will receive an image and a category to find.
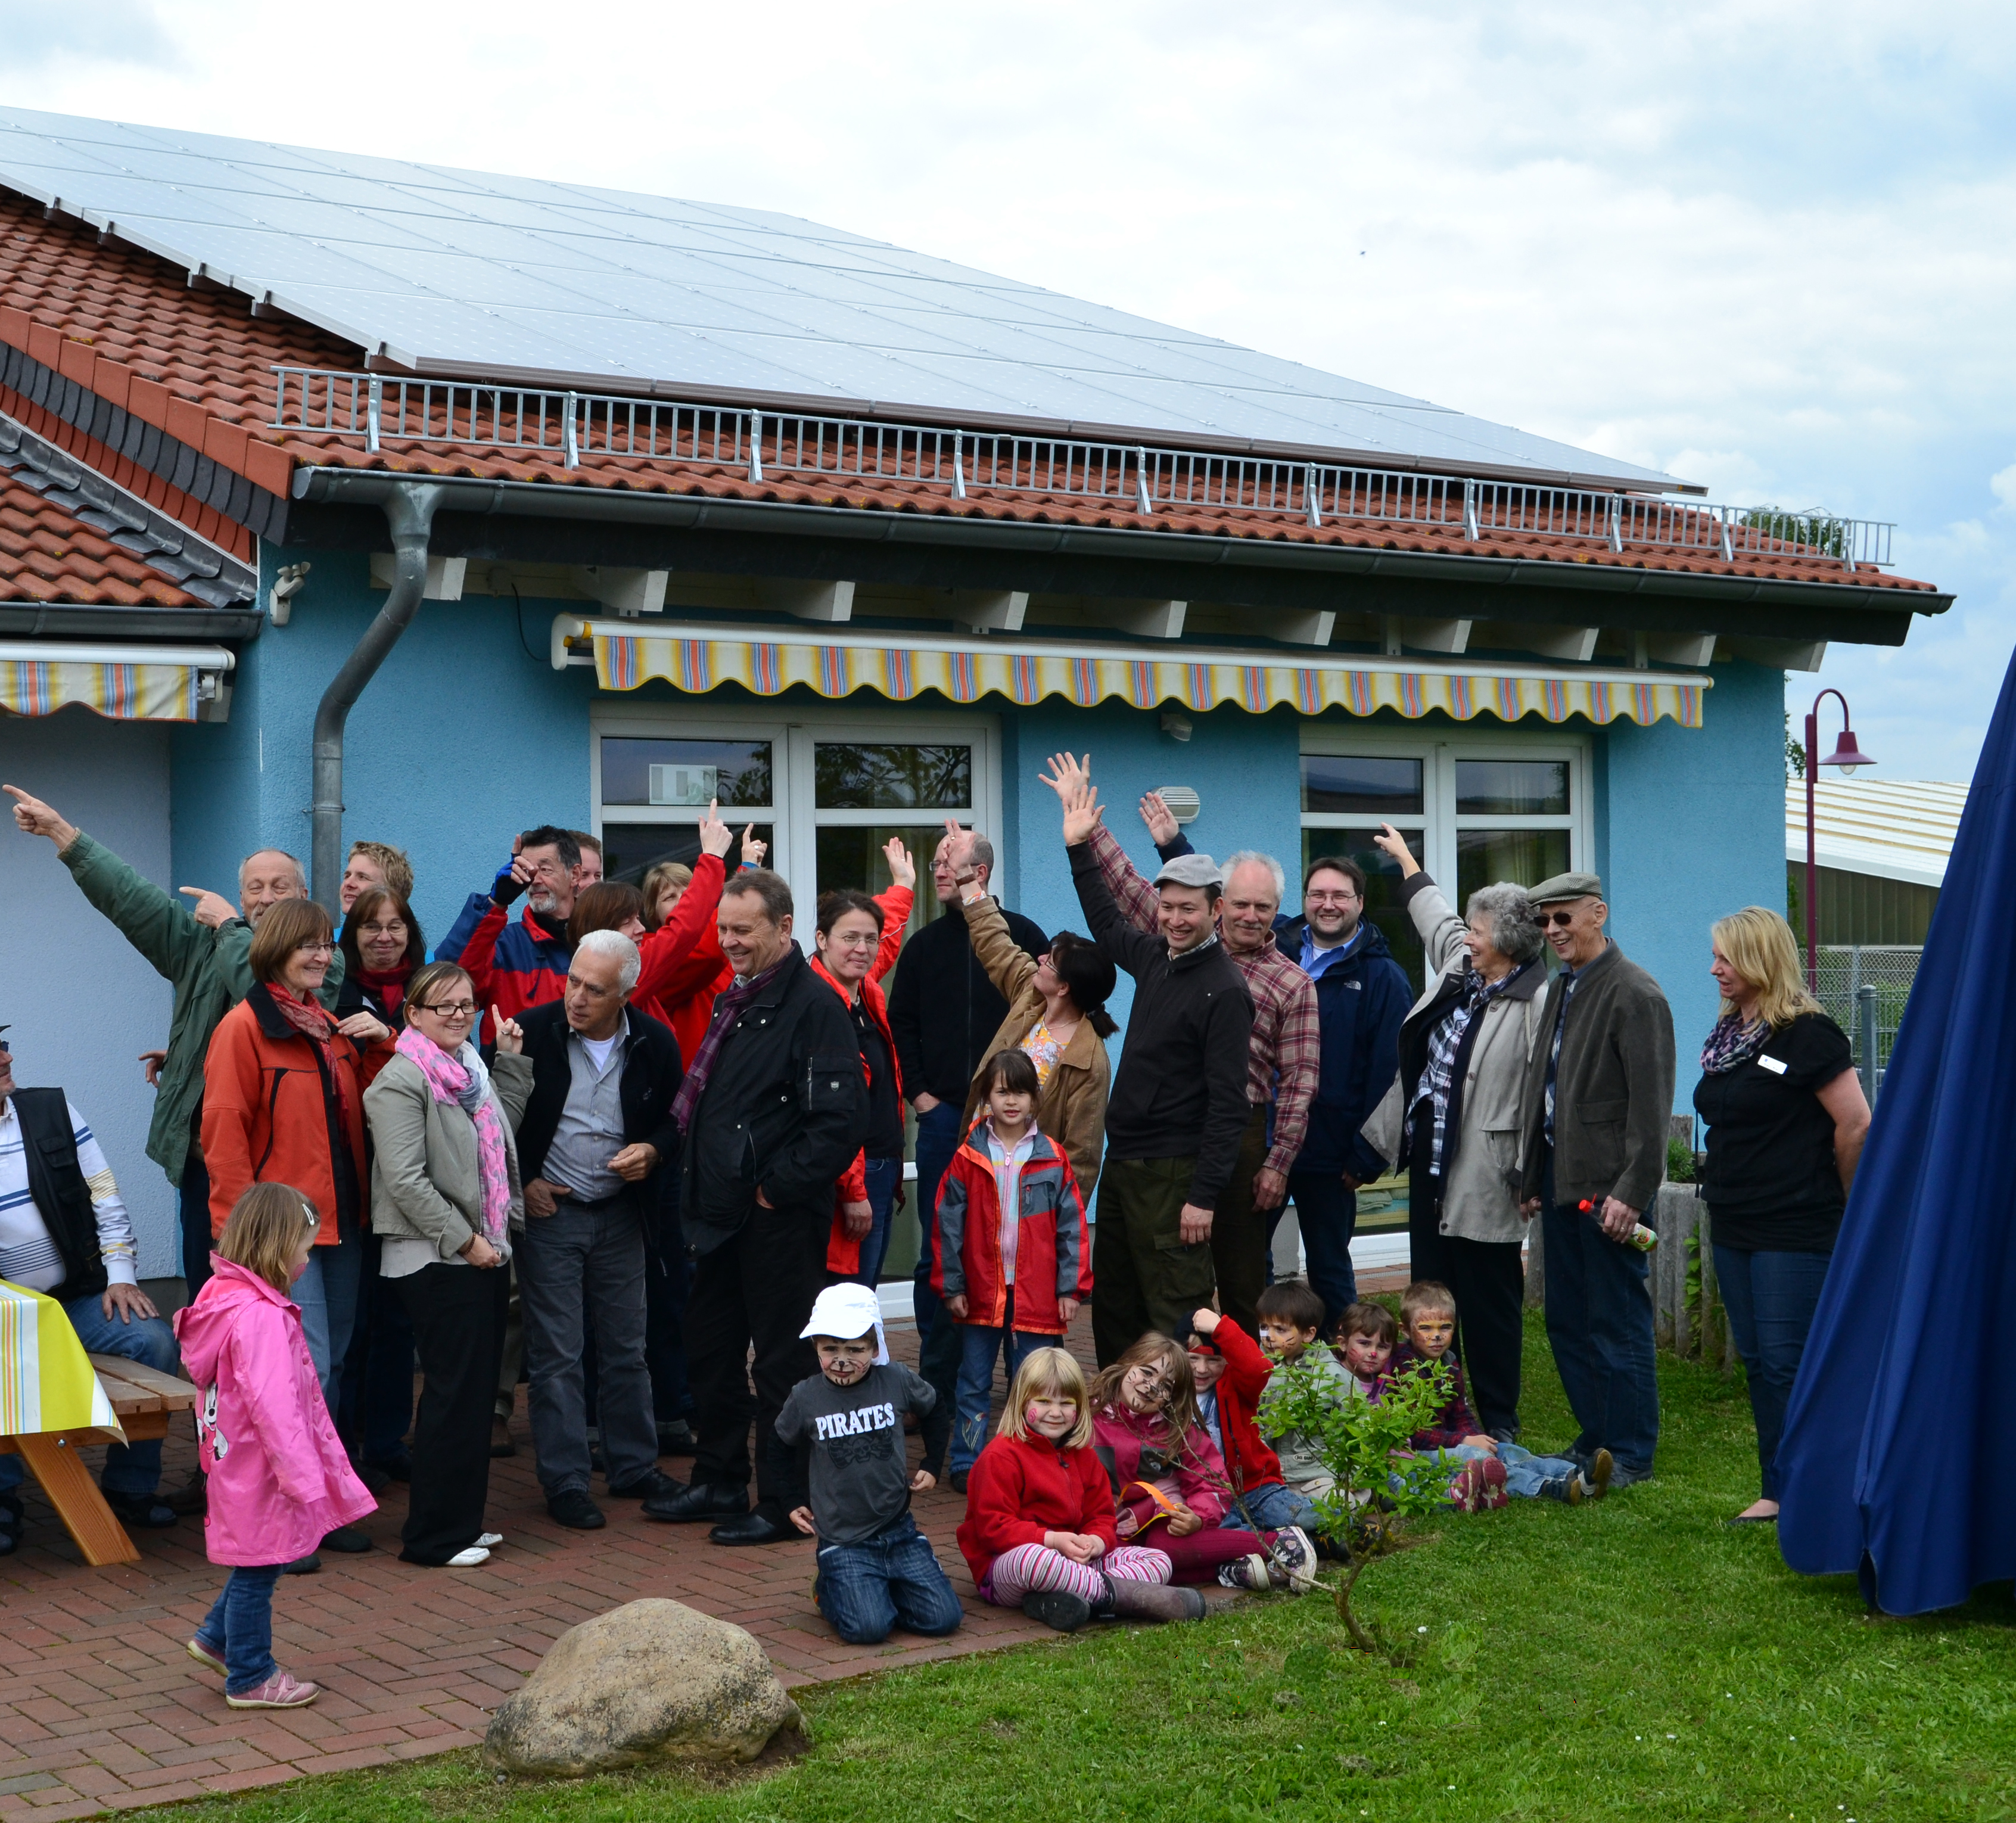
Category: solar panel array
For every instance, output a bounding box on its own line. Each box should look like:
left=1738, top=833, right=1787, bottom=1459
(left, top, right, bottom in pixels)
left=0, top=106, right=1678, bottom=488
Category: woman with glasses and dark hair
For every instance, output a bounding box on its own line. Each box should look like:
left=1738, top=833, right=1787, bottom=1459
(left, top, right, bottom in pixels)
left=201, top=899, right=394, bottom=1560
left=363, top=962, right=531, bottom=1566
left=337, top=886, right=427, bottom=1030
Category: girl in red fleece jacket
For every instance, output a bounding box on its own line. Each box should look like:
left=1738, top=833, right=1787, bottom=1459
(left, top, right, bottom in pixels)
left=957, top=1348, right=1202, bottom=1632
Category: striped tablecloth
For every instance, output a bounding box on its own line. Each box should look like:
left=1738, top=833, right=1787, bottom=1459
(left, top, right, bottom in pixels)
left=0, top=1280, right=125, bottom=1441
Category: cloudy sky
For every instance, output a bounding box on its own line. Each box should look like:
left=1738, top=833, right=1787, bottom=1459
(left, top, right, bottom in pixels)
left=5, top=0, right=2010, bottom=780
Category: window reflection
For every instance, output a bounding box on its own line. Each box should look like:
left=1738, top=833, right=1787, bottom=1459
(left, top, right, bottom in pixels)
left=1301, top=755, right=1423, bottom=815
left=1454, top=760, right=1569, bottom=815
left=814, top=743, right=972, bottom=811
left=601, top=738, right=772, bottom=808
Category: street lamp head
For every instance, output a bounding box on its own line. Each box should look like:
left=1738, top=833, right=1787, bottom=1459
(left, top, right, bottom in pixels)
left=1821, top=729, right=1876, bottom=777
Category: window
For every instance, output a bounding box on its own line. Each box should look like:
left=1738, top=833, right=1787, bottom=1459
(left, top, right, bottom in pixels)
left=1299, top=733, right=1587, bottom=987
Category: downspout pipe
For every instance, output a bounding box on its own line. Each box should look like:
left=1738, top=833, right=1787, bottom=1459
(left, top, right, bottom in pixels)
left=310, top=481, right=444, bottom=909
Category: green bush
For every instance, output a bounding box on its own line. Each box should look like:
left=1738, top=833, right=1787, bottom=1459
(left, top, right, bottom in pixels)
left=1666, top=1136, right=1696, bottom=1183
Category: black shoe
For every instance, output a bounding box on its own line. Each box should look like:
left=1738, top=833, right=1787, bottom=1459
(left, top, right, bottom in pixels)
left=708, top=1507, right=797, bottom=1547
left=352, top=1461, right=390, bottom=1495
left=547, top=1489, right=608, bottom=1530
left=608, top=1470, right=682, bottom=1502
left=640, top=1481, right=746, bottom=1524
left=1022, top=1589, right=1093, bottom=1632
left=949, top=1470, right=969, bottom=1495
left=657, top=1420, right=697, bottom=1457
left=281, top=1551, right=322, bottom=1575
left=362, top=1453, right=412, bottom=1484
left=164, top=1470, right=208, bottom=1517
left=103, top=1490, right=178, bottom=1529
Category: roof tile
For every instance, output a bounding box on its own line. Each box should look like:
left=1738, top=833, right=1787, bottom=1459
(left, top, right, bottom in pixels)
left=0, top=465, right=204, bottom=608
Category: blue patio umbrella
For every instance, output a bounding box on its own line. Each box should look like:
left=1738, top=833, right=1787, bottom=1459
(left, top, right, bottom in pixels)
left=1776, top=655, right=2016, bottom=1613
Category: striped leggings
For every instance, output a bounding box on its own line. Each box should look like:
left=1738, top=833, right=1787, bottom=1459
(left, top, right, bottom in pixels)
left=983, top=1542, right=1173, bottom=1606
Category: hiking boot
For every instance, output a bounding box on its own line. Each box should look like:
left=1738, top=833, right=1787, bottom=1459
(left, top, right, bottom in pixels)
left=226, top=1669, right=319, bottom=1709
left=1216, top=1553, right=1273, bottom=1591
left=1449, top=1457, right=1509, bottom=1513
left=1022, top=1589, right=1093, bottom=1632
left=1579, top=1448, right=1614, bottom=1501
left=1266, top=1525, right=1319, bottom=1594
left=1103, top=1578, right=1206, bottom=1622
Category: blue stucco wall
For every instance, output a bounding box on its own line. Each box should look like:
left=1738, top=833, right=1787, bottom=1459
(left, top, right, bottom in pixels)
left=1599, top=658, right=1788, bottom=1112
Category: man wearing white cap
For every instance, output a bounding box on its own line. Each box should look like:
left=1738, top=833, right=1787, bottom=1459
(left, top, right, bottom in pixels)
left=773, top=1284, right=962, bottom=1645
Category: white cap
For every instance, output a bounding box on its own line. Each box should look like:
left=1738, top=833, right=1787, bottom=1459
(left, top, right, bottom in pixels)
left=800, top=1282, right=889, bottom=1365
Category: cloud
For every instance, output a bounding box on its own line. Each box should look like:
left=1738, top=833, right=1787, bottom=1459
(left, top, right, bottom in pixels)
left=0, top=0, right=175, bottom=69
left=1992, top=461, right=2016, bottom=510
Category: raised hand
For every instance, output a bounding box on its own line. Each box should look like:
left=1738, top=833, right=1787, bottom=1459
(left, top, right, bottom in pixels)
left=1040, top=757, right=1105, bottom=846
left=5, top=785, right=78, bottom=850
left=1372, top=823, right=1421, bottom=878
left=740, top=824, right=768, bottom=867
left=939, top=816, right=978, bottom=878
left=882, top=836, right=916, bottom=891
left=1139, top=791, right=1179, bottom=846
left=492, top=1006, right=524, bottom=1054
left=696, top=798, right=733, bottom=860
left=1038, top=751, right=1091, bottom=804
left=178, top=886, right=237, bottom=928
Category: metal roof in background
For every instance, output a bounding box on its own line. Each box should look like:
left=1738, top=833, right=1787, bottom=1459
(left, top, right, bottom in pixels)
left=0, top=106, right=1684, bottom=491
left=1787, top=777, right=1969, bottom=889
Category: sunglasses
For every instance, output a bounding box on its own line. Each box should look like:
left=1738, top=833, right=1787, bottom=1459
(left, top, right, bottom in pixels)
left=1539, top=909, right=1586, bottom=928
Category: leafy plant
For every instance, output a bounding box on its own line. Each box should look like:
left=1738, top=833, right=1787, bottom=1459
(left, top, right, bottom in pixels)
left=1743, top=505, right=1848, bottom=559
left=1666, top=1136, right=1695, bottom=1183
left=1258, top=1356, right=1457, bottom=1654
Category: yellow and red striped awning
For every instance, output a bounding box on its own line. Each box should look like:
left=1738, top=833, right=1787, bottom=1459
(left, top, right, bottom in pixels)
left=0, top=643, right=234, bottom=722
left=557, top=620, right=1709, bottom=729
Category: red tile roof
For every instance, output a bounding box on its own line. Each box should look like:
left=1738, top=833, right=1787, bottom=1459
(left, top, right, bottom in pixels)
left=0, top=192, right=1939, bottom=598
left=0, top=461, right=203, bottom=606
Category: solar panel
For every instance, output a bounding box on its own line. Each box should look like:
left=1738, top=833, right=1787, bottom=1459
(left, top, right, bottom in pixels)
left=0, top=105, right=1679, bottom=487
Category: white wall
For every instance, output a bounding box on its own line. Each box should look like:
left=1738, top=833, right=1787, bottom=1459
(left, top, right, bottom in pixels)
left=0, top=709, right=179, bottom=1276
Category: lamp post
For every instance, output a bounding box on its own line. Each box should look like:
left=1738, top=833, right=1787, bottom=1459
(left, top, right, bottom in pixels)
left=1803, top=688, right=1877, bottom=990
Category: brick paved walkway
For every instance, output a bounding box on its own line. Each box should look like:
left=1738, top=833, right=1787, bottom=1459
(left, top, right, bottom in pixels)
left=0, top=1311, right=1264, bottom=1819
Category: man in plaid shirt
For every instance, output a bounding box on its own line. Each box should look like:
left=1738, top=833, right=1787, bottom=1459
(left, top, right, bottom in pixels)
left=1079, top=786, right=1318, bottom=1336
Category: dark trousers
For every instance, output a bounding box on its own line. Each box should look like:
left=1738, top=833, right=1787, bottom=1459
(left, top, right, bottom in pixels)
left=1407, top=1153, right=1526, bottom=1437
left=1209, top=1107, right=1272, bottom=1339
left=179, top=1109, right=213, bottom=1301
left=909, top=1102, right=965, bottom=1421
left=394, top=1261, right=509, bottom=1564
left=1092, top=1155, right=1217, bottom=1367
left=1713, top=1243, right=1831, bottom=1502
left=687, top=1195, right=827, bottom=1515
left=1285, top=1168, right=1358, bottom=1334
left=340, top=1230, right=416, bottom=1465
left=1541, top=1198, right=1659, bottom=1476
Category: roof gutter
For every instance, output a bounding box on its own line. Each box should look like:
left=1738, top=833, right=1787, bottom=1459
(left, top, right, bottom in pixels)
left=309, top=481, right=442, bottom=910
left=290, top=468, right=1953, bottom=620
left=0, top=603, right=265, bottom=640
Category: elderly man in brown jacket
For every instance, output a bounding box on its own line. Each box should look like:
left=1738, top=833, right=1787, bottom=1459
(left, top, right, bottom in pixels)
left=1517, top=870, right=1674, bottom=1488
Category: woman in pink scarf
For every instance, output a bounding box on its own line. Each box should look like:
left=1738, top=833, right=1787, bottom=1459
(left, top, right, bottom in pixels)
left=362, top=962, right=532, bottom=1567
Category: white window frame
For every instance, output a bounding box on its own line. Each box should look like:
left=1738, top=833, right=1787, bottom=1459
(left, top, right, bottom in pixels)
left=590, top=702, right=1003, bottom=942
left=1296, top=724, right=1591, bottom=889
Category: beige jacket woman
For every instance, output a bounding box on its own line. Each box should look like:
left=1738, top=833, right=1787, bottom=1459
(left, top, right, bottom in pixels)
left=959, top=892, right=1112, bottom=1199
left=365, top=1049, right=534, bottom=1261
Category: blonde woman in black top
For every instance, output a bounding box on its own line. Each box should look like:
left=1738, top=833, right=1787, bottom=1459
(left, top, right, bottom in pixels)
left=1693, top=907, right=1870, bottom=1525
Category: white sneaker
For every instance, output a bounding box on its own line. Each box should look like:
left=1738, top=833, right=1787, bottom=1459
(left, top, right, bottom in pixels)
left=1267, top=1525, right=1319, bottom=1594
left=475, top=1533, right=503, bottom=1548
left=1216, top=1553, right=1271, bottom=1591
left=446, top=1545, right=491, bottom=1567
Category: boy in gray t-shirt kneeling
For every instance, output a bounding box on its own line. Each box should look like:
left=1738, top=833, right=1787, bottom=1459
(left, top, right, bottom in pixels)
left=777, top=1284, right=963, bottom=1645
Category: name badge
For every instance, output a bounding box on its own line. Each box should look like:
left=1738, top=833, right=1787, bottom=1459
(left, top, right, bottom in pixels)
left=1757, top=1055, right=1788, bottom=1075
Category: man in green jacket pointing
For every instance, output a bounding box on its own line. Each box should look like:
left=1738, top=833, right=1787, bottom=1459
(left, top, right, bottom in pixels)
left=5, top=784, right=340, bottom=1301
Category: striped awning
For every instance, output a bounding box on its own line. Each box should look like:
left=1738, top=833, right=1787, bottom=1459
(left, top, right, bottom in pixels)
left=0, top=643, right=235, bottom=722
left=556, top=619, right=1709, bottom=729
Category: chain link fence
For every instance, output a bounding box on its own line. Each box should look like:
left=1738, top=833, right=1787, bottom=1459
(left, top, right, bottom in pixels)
left=1807, top=944, right=1921, bottom=1105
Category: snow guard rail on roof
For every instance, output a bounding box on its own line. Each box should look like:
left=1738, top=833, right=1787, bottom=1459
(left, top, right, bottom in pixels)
left=272, top=366, right=1894, bottom=572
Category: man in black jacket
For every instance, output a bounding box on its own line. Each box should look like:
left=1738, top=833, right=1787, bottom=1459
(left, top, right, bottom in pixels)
left=515, top=932, right=684, bottom=1530
left=885, top=829, right=1047, bottom=1386
left=1052, top=766, right=1255, bottom=1365
left=645, top=870, right=867, bottom=1545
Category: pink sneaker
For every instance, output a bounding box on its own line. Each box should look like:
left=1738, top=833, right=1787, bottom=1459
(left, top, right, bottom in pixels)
left=185, top=1636, right=226, bottom=1675
left=1448, top=1457, right=1509, bottom=1513
left=225, top=1669, right=320, bottom=1709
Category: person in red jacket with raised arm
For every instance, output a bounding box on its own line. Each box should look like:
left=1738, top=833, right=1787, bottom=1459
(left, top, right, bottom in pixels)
left=1188, top=1304, right=1326, bottom=1539
left=634, top=805, right=771, bottom=1056
left=957, top=1346, right=1202, bottom=1632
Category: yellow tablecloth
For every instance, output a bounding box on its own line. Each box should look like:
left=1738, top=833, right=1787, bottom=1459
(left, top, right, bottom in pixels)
left=0, top=1280, right=125, bottom=1441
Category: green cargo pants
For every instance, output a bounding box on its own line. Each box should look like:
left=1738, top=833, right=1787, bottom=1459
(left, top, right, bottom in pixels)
left=1091, top=1155, right=1220, bottom=1367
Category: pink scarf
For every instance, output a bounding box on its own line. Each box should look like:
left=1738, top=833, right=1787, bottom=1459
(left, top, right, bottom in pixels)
left=395, top=1024, right=512, bottom=1247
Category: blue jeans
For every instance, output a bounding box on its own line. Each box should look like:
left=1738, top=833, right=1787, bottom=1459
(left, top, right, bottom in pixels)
left=194, top=1564, right=284, bottom=1694
left=0, top=1293, right=179, bottom=1500
left=1284, top=1171, right=1359, bottom=1332
left=1222, top=1479, right=1321, bottom=1532
left=1713, top=1243, right=1832, bottom=1502
left=814, top=1513, right=964, bottom=1645
left=1541, top=1200, right=1659, bottom=1477
left=951, top=1301, right=1044, bottom=1473
left=294, top=1214, right=363, bottom=1410
left=851, top=1155, right=901, bottom=1289
left=909, top=1103, right=965, bottom=1423
left=1441, top=1441, right=1582, bottom=1499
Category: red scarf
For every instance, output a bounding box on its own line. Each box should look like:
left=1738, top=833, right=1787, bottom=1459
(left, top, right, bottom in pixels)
left=271, top=985, right=357, bottom=1134
left=354, top=963, right=413, bottom=1016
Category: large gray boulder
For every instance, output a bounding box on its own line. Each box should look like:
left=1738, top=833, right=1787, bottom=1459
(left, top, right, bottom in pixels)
left=485, top=1598, right=807, bottom=1775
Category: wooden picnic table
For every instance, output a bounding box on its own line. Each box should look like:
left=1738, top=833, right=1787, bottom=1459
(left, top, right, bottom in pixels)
left=0, top=1352, right=200, bottom=1566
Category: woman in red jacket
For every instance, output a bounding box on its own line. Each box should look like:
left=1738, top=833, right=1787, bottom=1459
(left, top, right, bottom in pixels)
left=807, top=839, right=916, bottom=1285
left=201, top=898, right=394, bottom=1432
left=637, top=809, right=768, bottom=1063
left=957, top=1347, right=1202, bottom=1631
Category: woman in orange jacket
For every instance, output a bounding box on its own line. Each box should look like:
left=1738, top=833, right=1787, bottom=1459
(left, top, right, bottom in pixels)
left=201, top=897, right=394, bottom=1423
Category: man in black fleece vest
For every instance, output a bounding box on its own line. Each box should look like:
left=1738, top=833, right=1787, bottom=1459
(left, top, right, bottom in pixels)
left=1051, top=758, right=1253, bottom=1365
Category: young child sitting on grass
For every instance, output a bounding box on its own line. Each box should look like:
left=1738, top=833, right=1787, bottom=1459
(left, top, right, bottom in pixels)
left=957, top=1346, right=1203, bottom=1631
left=935, top=1049, right=1091, bottom=1492
left=777, top=1283, right=963, bottom=1645
left=1393, top=1280, right=1611, bottom=1505
left=1091, top=1333, right=1317, bottom=1593
left=1335, top=1300, right=1399, bottom=1399
left=1187, top=1298, right=1330, bottom=1535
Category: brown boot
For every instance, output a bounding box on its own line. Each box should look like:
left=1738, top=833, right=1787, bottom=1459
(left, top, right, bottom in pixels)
left=1102, top=1577, right=1206, bottom=1623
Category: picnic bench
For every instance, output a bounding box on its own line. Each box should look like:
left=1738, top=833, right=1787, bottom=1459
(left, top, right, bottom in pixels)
left=0, top=1353, right=200, bottom=1566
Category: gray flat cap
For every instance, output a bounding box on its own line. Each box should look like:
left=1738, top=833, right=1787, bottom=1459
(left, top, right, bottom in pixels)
left=1154, top=853, right=1224, bottom=890
left=1528, top=870, right=1605, bottom=905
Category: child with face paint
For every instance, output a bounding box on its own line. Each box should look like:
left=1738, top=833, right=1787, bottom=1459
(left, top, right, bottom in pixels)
left=956, top=1346, right=1205, bottom=1631
left=775, top=1284, right=962, bottom=1644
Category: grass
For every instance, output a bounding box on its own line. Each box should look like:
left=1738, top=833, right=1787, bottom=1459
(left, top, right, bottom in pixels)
left=138, top=1317, right=2015, bottom=1823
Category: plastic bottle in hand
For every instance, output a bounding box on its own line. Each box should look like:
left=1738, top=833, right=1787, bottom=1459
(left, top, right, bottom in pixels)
left=1576, top=1198, right=1658, bottom=1250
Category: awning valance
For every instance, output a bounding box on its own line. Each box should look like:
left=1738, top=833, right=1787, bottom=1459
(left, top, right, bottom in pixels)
left=554, top=619, right=1708, bottom=729
left=0, top=642, right=234, bottom=722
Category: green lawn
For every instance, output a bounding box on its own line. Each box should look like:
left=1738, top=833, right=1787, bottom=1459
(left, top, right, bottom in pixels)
left=143, top=1317, right=2016, bottom=1823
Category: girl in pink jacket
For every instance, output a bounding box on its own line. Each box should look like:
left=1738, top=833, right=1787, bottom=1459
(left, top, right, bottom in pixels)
left=173, top=1184, right=374, bottom=1709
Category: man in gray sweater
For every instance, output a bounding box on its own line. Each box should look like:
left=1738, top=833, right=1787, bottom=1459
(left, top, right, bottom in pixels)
left=1517, top=872, right=1675, bottom=1488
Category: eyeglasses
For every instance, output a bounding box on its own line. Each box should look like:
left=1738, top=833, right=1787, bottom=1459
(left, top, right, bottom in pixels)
left=416, top=1000, right=477, bottom=1020
left=1539, top=909, right=1584, bottom=928
left=294, top=940, right=335, bottom=956
left=1306, top=890, right=1359, bottom=907
left=825, top=931, right=878, bottom=948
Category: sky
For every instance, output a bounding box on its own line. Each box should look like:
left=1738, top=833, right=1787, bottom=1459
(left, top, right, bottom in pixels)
left=3, top=0, right=2011, bottom=780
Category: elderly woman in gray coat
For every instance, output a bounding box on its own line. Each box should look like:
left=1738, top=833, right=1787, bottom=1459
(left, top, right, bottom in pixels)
left=363, top=960, right=533, bottom=1569
left=1362, top=826, right=1547, bottom=1438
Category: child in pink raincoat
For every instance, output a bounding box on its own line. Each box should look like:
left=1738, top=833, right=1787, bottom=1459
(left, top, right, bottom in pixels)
left=173, top=1184, right=375, bottom=1709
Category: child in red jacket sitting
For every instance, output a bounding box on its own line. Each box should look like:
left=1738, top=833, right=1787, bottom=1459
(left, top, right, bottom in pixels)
left=1187, top=1303, right=1324, bottom=1568
left=935, top=1052, right=1092, bottom=1491
left=1091, top=1334, right=1317, bottom=1594
left=957, top=1348, right=1202, bottom=1632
